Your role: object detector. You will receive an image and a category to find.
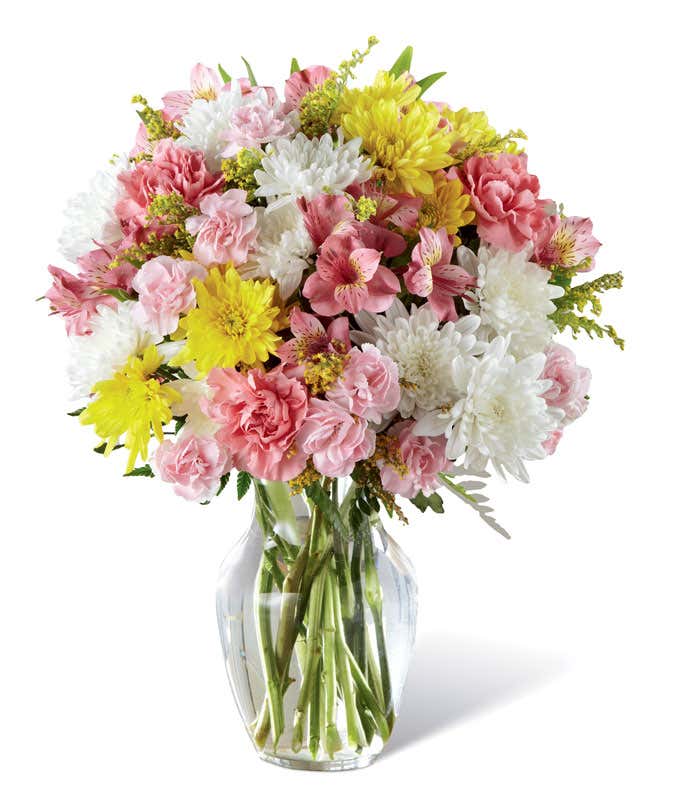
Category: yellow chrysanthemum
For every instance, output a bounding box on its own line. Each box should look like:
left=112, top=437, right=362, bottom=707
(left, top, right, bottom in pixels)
left=80, top=345, right=179, bottom=473
left=418, top=171, right=475, bottom=244
left=335, top=70, right=420, bottom=117
left=442, top=106, right=526, bottom=164
left=340, top=97, right=455, bottom=196
left=171, top=267, right=281, bottom=375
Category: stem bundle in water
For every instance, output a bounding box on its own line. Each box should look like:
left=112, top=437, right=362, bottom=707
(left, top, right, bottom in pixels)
left=250, top=478, right=394, bottom=760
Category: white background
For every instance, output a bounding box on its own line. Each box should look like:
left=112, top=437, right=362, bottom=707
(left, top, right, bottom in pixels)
left=2, top=1, right=679, bottom=791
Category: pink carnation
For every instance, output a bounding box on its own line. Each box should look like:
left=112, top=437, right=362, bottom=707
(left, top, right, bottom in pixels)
left=204, top=367, right=308, bottom=481
left=534, top=216, right=601, bottom=270
left=460, top=153, right=557, bottom=252
left=326, top=344, right=400, bottom=423
left=284, top=65, right=332, bottom=110
left=303, top=223, right=403, bottom=316
left=185, top=190, right=258, bottom=266
left=116, top=140, right=222, bottom=227
left=405, top=227, right=476, bottom=321
left=298, top=195, right=354, bottom=248
left=131, top=256, right=206, bottom=336
left=380, top=421, right=451, bottom=499
left=541, top=343, right=592, bottom=423
left=155, top=433, right=231, bottom=502
left=542, top=428, right=563, bottom=456
left=297, top=399, right=375, bottom=478
left=221, top=103, right=294, bottom=158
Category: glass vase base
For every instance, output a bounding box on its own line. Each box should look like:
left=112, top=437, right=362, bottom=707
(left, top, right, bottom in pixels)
left=258, top=750, right=379, bottom=772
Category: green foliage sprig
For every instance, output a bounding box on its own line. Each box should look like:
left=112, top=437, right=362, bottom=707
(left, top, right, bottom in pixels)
left=551, top=271, right=624, bottom=349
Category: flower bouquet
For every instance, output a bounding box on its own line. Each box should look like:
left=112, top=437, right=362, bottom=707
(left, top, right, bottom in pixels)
left=46, top=38, right=623, bottom=770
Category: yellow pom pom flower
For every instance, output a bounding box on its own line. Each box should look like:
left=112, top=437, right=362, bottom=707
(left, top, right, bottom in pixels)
left=418, top=171, right=475, bottom=244
left=339, top=93, right=455, bottom=196
left=336, top=70, right=420, bottom=116
left=442, top=106, right=526, bottom=164
left=80, top=345, right=179, bottom=473
left=171, top=267, right=281, bottom=375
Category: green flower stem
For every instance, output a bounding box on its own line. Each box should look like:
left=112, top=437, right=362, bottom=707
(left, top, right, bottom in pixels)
left=254, top=559, right=284, bottom=750
left=331, top=515, right=354, bottom=631
left=344, top=639, right=391, bottom=742
left=275, top=542, right=309, bottom=664
left=349, top=530, right=366, bottom=671
left=331, top=569, right=367, bottom=751
left=308, top=664, right=322, bottom=759
left=292, top=565, right=327, bottom=753
left=252, top=539, right=310, bottom=746
left=321, top=573, right=343, bottom=758
left=366, top=633, right=385, bottom=713
left=363, top=529, right=393, bottom=729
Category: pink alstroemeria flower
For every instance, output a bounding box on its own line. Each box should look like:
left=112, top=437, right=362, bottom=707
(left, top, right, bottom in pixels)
left=404, top=227, right=476, bottom=321
left=162, top=63, right=223, bottom=121
left=277, top=308, right=350, bottom=371
left=298, top=195, right=354, bottom=249
left=303, top=230, right=400, bottom=316
left=534, top=216, right=602, bottom=270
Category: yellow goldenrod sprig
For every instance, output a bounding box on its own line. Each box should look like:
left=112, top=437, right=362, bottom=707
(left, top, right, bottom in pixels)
left=299, top=36, right=379, bottom=139
left=132, top=94, right=179, bottom=143
left=110, top=228, right=195, bottom=269
left=221, top=148, right=263, bottom=201
left=303, top=351, right=348, bottom=395
left=354, top=195, right=378, bottom=221
left=146, top=193, right=199, bottom=226
left=288, top=460, right=322, bottom=495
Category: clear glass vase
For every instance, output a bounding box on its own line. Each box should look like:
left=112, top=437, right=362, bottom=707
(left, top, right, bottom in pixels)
left=216, top=478, right=418, bottom=771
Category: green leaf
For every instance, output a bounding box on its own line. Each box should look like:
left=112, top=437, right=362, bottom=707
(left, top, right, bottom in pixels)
left=173, top=415, right=187, bottom=435
left=99, top=288, right=133, bottom=302
left=389, top=45, right=413, bottom=77
left=124, top=464, right=154, bottom=478
left=290, top=57, right=301, bottom=75
left=218, top=64, right=231, bottom=84
left=215, top=472, right=230, bottom=498
left=241, top=56, right=257, bottom=86
left=410, top=491, right=445, bottom=514
left=93, top=442, right=123, bottom=454
left=439, top=473, right=510, bottom=539
left=236, top=471, right=252, bottom=500
left=67, top=407, right=85, bottom=417
left=416, top=71, right=446, bottom=96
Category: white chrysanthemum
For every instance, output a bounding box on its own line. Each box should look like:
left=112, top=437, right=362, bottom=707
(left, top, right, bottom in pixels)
left=68, top=303, right=162, bottom=399
left=170, top=378, right=220, bottom=437
left=353, top=300, right=485, bottom=418
left=177, top=87, right=294, bottom=171
left=458, top=244, right=564, bottom=358
left=254, top=131, right=371, bottom=210
left=58, top=155, right=128, bottom=263
left=416, top=336, right=562, bottom=482
left=239, top=204, right=314, bottom=299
